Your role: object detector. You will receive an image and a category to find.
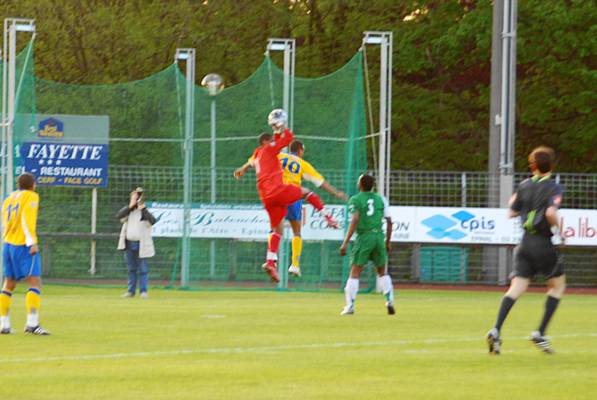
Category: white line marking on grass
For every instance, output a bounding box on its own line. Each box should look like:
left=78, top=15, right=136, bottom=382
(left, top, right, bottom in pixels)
left=5, top=333, right=597, bottom=364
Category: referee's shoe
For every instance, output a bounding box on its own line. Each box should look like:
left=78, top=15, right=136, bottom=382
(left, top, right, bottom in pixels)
left=530, top=331, right=554, bottom=354
left=486, top=328, right=502, bottom=355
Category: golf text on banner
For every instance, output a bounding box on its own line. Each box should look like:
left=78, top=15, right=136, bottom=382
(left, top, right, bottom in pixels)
left=19, top=114, right=109, bottom=188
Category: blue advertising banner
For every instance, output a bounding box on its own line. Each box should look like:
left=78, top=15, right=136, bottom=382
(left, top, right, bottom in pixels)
left=18, top=114, right=110, bottom=187
left=20, top=142, right=108, bottom=187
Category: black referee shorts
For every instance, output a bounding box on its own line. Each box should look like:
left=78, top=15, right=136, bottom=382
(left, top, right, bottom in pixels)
left=512, top=234, right=564, bottom=279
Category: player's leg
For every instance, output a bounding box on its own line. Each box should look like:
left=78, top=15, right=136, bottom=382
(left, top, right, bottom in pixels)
left=371, top=234, right=394, bottom=314
left=1, top=244, right=17, bottom=334
left=0, top=278, right=17, bottom=334
left=287, top=202, right=303, bottom=277
left=531, top=250, right=565, bottom=353
left=138, top=257, right=149, bottom=298
left=341, top=265, right=363, bottom=315
left=298, top=186, right=338, bottom=228
left=486, top=245, right=531, bottom=354
left=23, top=249, right=49, bottom=335
left=262, top=204, right=286, bottom=283
left=123, top=241, right=139, bottom=297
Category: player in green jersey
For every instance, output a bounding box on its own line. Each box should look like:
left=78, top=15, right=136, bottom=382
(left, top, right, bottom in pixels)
left=339, top=174, right=395, bottom=315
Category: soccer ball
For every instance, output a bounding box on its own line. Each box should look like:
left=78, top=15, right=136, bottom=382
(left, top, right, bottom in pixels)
left=268, top=109, right=288, bottom=131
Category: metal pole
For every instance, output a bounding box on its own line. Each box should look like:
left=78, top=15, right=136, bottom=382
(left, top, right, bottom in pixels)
left=363, top=31, right=392, bottom=199
left=90, top=188, right=97, bottom=275
left=266, top=38, right=296, bottom=289
left=209, top=98, right=216, bottom=278
left=488, top=1, right=517, bottom=285
left=6, top=22, right=16, bottom=194
left=176, top=49, right=195, bottom=288
left=266, top=38, right=295, bottom=128
left=1, top=18, right=36, bottom=284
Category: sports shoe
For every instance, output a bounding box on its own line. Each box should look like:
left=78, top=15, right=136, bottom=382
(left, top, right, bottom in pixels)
left=288, top=265, right=302, bottom=277
left=262, top=262, right=280, bottom=283
left=140, top=292, right=149, bottom=299
left=530, top=331, right=554, bottom=354
left=121, top=291, right=134, bottom=298
left=340, top=305, right=355, bottom=315
left=324, top=214, right=339, bottom=229
left=24, top=325, right=50, bottom=336
left=486, top=328, right=502, bottom=355
left=386, top=302, right=396, bottom=315
left=0, top=327, right=12, bottom=334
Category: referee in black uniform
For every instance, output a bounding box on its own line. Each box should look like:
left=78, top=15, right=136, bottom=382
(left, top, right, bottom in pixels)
left=487, top=146, right=566, bottom=354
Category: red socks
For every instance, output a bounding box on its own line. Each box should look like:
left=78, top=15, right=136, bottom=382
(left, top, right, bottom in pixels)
left=305, top=192, right=324, bottom=211
left=266, top=232, right=282, bottom=266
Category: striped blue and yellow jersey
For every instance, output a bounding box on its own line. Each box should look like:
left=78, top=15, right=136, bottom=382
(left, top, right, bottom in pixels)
left=2, top=189, right=39, bottom=246
left=248, top=153, right=325, bottom=188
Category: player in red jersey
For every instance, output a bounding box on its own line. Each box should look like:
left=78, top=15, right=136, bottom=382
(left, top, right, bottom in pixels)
left=234, top=109, right=338, bottom=283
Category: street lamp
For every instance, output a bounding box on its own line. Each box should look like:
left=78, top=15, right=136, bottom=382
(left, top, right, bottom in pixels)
left=201, top=73, right=224, bottom=279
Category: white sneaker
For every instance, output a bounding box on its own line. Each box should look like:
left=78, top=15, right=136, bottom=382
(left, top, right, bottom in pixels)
left=288, top=265, right=302, bottom=277
left=340, top=305, right=355, bottom=315
left=140, top=292, right=149, bottom=299
left=121, top=292, right=134, bottom=298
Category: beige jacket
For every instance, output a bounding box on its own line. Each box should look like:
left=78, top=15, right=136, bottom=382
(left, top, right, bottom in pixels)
left=116, top=206, right=156, bottom=258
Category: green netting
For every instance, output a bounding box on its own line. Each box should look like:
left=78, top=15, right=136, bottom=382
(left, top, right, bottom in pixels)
left=3, top=47, right=369, bottom=291
left=186, top=52, right=368, bottom=290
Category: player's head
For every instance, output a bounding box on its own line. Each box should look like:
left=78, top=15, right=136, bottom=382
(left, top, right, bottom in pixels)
left=289, top=140, right=304, bottom=157
left=17, top=172, right=36, bottom=191
left=528, top=146, right=555, bottom=174
left=358, top=174, right=375, bottom=192
left=258, top=132, right=273, bottom=145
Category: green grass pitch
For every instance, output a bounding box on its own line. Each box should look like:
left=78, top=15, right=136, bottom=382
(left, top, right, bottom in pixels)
left=2, top=285, right=596, bottom=400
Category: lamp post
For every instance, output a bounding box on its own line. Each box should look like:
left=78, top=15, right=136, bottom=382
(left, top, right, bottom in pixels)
left=201, top=73, right=224, bottom=279
left=174, top=48, right=195, bottom=287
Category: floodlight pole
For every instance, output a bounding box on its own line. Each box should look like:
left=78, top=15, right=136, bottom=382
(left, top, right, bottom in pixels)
left=175, top=48, right=196, bottom=288
left=488, top=1, right=517, bottom=284
left=266, top=38, right=296, bottom=290
left=363, top=31, right=392, bottom=199
left=266, top=38, right=295, bottom=129
left=1, top=18, right=35, bottom=285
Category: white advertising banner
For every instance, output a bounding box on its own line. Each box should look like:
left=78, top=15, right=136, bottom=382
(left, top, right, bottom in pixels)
left=148, top=203, right=597, bottom=247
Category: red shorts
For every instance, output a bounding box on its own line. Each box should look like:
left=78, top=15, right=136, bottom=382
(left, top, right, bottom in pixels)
left=262, top=184, right=304, bottom=229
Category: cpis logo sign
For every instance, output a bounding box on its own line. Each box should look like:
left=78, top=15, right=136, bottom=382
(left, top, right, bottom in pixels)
left=421, top=210, right=495, bottom=240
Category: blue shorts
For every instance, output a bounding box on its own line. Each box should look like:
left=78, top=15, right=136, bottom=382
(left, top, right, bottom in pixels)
left=3, top=243, right=41, bottom=280
left=286, top=200, right=303, bottom=221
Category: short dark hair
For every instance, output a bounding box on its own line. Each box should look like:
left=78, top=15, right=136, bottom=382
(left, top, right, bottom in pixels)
left=528, top=146, right=555, bottom=173
left=17, top=173, right=36, bottom=190
left=359, top=174, right=375, bottom=192
left=258, top=132, right=272, bottom=145
left=289, top=140, right=304, bottom=154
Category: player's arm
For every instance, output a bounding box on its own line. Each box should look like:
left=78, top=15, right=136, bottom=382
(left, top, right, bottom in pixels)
left=234, top=155, right=255, bottom=179
left=508, top=192, right=521, bottom=218
left=340, top=199, right=359, bottom=256
left=545, top=186, right=564, bottom=231
left=383, top=197, right=392, bottom=252
left=302, top=161, right=348, bottom=201
left=22, top=193, right=39, bottom=254
left=320, top=181, right=348, bottom=201
left=271, top=128, right=294, bottom=152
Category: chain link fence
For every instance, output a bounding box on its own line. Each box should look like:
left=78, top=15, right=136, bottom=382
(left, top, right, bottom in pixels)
left=38, top=167, right=597, bottom=288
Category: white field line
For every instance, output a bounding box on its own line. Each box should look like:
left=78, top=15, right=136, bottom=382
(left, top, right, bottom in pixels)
left=5, top=333, right=597, bottom=364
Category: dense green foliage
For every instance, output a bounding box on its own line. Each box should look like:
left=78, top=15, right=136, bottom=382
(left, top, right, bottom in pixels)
left=1, top=0, right=594, bottom=171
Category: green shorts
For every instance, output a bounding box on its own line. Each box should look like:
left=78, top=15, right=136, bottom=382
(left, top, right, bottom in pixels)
left=350, top=232, right=387, bottom=267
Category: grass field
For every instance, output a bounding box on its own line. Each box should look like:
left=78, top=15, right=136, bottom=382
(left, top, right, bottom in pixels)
left=2, top=285, right=597, bottom=400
